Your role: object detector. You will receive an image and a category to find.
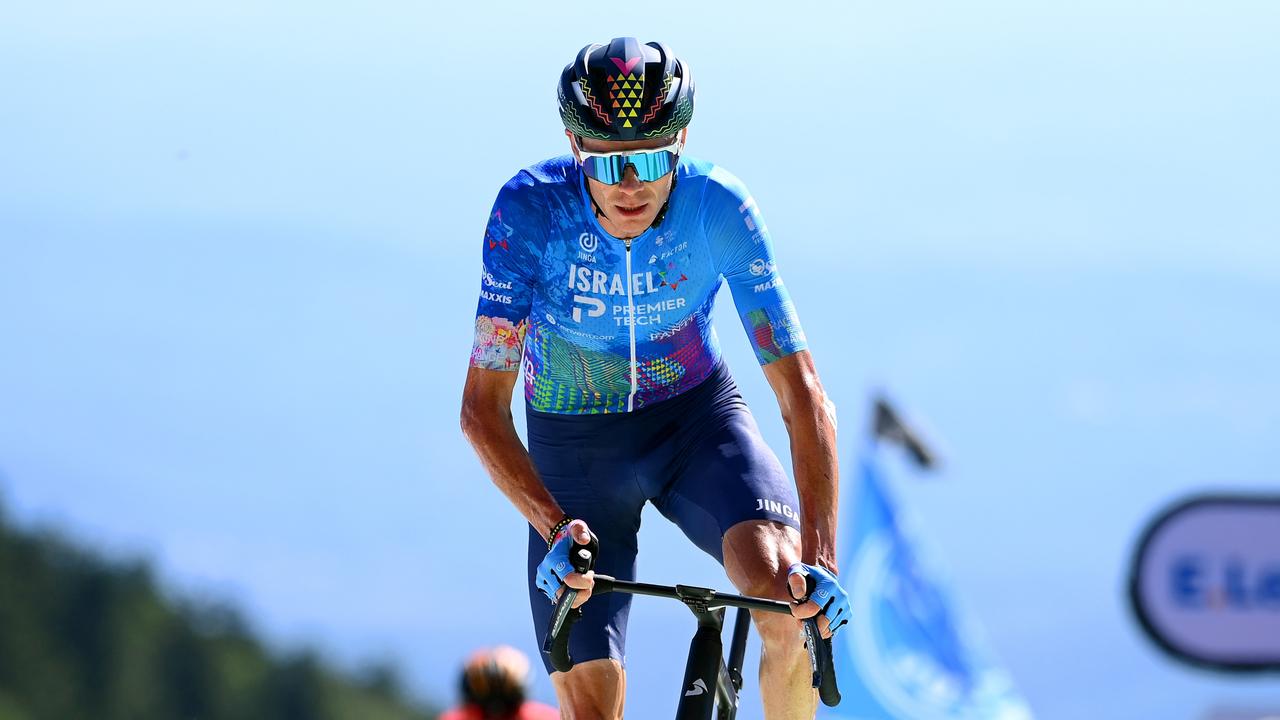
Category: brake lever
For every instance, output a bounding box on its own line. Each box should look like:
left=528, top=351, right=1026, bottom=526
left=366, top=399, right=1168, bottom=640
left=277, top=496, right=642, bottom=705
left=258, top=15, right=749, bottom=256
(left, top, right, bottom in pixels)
left=542, top=531, right=598, bottom=672
left=795, top=571, right=842, bottom=706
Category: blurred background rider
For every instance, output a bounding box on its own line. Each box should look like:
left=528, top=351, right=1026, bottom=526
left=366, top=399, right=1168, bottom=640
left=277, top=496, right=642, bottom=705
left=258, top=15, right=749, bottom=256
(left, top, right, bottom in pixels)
left=440, top=646, right=558, bottom=720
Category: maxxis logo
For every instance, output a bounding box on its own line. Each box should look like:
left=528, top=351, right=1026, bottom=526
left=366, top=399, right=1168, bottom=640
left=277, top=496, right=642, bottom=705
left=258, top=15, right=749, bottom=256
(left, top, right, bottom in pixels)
left=580, top=233, right=599, bottom=254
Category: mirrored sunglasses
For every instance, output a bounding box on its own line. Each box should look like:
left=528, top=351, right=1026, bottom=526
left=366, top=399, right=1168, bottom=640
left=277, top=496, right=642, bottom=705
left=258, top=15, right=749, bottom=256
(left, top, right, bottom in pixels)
left=573, top=136, right=682, bottom=185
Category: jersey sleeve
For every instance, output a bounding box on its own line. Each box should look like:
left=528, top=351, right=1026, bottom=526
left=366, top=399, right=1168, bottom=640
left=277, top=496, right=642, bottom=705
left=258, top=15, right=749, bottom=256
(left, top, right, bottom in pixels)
left=702, top=169, right=809, bottom=365
left=470, top=174, right=545, bottom=371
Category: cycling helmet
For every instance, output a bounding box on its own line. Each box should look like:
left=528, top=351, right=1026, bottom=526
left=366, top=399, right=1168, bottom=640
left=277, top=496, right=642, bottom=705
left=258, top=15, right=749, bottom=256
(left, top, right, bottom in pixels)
left=558, top=37, right=694, bottom=141
left=459, top=645, right=529, bottom=719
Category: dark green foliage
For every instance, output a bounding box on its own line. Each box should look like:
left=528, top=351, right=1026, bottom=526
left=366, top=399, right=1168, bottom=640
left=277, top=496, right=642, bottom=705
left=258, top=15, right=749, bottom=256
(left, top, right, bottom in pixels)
left=0, top=502, right=438, bottom=720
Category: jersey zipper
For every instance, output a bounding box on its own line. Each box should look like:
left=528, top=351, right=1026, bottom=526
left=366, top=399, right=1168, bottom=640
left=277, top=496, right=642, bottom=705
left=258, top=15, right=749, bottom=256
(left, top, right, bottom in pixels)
left=624, top=237, right=638, bottom=412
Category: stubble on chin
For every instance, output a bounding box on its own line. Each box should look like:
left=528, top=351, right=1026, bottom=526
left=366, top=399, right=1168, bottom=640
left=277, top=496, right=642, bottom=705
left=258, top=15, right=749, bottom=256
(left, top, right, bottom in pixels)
left=615, top=216, right=655, bottom=237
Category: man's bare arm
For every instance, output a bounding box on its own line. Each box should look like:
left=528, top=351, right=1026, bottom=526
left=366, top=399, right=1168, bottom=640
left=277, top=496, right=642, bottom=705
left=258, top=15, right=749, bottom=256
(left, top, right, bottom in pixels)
left=762, top=350, right=839, bottom=572
left=460, top=366, right=565, bottom=539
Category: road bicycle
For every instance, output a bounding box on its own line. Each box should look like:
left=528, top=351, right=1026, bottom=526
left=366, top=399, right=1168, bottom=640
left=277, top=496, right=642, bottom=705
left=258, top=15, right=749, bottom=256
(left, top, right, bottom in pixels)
left=544, top=539, right=840, bottom=719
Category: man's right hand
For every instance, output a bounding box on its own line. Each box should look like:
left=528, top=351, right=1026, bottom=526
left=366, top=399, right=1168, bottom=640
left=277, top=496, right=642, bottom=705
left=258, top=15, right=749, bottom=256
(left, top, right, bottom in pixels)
left=535, top=519, right=596, bottom=609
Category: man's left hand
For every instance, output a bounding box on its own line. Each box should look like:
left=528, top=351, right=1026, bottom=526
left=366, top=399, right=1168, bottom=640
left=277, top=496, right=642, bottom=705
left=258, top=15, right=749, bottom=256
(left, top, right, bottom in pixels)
left=787, top=563, right=850, bottom=638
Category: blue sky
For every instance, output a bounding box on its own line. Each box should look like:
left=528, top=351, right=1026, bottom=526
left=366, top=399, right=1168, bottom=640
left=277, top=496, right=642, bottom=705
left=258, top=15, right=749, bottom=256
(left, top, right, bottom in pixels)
left=1, top=2, right=1278, bottom=718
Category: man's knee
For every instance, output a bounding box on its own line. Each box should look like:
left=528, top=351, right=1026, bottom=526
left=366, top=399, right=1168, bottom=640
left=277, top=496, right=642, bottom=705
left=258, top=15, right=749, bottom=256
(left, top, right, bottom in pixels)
left=551, top=658, right=625, bottom=720
left=723, top=519, right=801, bottom=600
left=722, top=520, right=810, bottom=660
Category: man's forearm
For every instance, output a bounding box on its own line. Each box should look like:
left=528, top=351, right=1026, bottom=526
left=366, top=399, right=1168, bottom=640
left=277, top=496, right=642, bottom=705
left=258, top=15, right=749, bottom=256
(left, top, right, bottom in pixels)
left=461, top=405, right=564, bottom=539
left=786, top=391, right=840, bottom=571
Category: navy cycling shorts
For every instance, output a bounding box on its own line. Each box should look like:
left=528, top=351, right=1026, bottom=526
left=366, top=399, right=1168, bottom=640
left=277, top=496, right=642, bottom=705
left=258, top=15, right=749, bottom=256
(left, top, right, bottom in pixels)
left=525, top=361, right=801, bottom=674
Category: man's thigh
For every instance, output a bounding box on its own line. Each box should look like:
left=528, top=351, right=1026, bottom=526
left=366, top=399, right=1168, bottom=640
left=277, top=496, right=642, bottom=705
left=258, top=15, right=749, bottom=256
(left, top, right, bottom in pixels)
left=525, top=422, right=646, bottom=676
left=652, top=403, right=801, bottom=564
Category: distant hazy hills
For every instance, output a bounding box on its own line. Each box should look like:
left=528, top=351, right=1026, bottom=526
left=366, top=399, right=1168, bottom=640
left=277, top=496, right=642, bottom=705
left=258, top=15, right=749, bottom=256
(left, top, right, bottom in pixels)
left=0, top=501, right=438, bottom=720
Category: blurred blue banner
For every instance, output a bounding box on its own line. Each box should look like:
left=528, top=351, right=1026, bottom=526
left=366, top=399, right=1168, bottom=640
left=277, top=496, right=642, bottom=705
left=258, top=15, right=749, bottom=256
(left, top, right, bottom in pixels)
left=820, top=442, right=1033, bottom=720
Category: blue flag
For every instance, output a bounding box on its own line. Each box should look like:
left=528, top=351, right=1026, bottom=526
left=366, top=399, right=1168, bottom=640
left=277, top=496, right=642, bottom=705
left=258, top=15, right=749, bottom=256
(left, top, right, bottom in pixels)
left=820, top=442, right=1033, bottom=719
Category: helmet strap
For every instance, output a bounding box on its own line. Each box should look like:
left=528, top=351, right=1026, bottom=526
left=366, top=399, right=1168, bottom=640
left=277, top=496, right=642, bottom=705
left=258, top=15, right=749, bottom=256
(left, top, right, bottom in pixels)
left=649, top=170, right=677, bottom=229
left=583, top=173, right=611, bottom=223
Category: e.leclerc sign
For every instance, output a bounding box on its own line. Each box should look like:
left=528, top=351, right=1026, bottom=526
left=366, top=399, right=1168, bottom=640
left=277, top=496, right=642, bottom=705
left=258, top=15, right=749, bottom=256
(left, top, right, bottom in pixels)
left=1129, top=494, right=1280, bottom=672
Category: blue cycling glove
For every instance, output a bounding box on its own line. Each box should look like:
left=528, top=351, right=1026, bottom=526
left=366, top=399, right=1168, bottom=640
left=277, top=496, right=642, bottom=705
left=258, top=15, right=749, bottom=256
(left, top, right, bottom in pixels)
left=789, top=563, right=851, bottom=634
left=536, top=532, right=577, bottom=602
left=536, top=525, right=598, bottom=603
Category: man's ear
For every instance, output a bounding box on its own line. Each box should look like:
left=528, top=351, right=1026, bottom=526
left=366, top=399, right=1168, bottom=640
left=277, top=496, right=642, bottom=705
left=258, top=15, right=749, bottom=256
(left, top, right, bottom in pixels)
left=565, top=130, right=581, bottom=161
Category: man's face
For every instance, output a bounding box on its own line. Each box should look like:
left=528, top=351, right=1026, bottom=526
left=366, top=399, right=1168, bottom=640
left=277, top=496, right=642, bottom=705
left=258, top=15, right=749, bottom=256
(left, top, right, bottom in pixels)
left=568, top=129, right=686, bottom=240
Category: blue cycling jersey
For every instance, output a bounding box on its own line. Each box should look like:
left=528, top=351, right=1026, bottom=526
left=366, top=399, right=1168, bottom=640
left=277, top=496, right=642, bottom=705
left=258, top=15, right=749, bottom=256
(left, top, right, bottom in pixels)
left=471, top=155, right=807, bottom=414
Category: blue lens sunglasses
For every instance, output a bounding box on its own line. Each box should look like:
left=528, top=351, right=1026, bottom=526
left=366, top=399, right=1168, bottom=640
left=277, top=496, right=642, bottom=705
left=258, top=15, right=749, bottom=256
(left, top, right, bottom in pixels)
left=573, top=135, right=683, bottom=185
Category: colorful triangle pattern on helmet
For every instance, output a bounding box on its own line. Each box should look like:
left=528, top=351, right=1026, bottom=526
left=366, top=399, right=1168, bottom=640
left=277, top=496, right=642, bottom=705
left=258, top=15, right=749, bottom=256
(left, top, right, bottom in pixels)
left=611, top=58, right=645, bottom=129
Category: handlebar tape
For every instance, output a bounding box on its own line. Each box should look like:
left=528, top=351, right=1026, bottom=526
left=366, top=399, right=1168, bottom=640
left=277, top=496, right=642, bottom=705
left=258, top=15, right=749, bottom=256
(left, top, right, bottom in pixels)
left=797, top=571, right=842, bottom=707
left=542, top=531, right=599, bottom=673
left=802, top=617, right=841, bottom=707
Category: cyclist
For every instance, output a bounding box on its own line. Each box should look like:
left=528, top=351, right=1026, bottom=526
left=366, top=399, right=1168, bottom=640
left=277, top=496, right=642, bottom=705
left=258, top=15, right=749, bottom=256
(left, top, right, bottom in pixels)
left=460, top=37, right=849, bottom=719
left=440, top=646, right=558, bottom=720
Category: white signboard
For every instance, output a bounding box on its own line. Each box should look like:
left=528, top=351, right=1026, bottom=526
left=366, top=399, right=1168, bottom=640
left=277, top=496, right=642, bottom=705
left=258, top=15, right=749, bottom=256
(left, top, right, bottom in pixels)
left=1129, top=495, right=1280, bottom=671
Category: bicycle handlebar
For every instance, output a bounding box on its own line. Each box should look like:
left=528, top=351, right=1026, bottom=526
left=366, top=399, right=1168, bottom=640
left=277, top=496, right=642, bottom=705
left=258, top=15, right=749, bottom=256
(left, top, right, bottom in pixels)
left=542, top=546, right=841, bottom=707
